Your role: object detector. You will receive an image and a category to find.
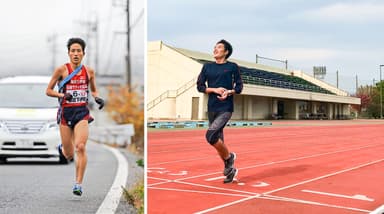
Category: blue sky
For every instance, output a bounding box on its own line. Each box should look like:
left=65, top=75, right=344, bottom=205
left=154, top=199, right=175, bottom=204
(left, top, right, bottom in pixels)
left=148, top=0, right=384, bottom=93
left=0, top=0, right=144, bottom=86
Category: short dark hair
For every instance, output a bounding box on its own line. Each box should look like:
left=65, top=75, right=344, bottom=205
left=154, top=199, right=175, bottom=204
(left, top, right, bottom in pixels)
left=217, top=39, right=233, bottom=59
left=67, top=38, right=86, bottom=52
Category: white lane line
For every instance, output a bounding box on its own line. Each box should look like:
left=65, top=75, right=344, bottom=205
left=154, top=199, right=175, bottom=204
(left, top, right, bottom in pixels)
left=175, top=180, right=257, bottom=196
left=96, top=145, right=128, bottom=214
left=149, top=186, right=252, bottom=198
left=175, top=143, right=384, bottom=182
left=150, top=142, right=384, bottom=166
left=370, top=204, right=384, bottom=214
left=194, top=159, right=384, bottom=214
left=194, top=195, right=260, bottom=214
left=264, top=158, right=384, bottom=195
left=262, top=195, right=371, bottom=213
left=205, top=176, right=225, bottom=181
left=252, top=182, right=270, bottom=187
left=302, top=189, right=374, bottom=202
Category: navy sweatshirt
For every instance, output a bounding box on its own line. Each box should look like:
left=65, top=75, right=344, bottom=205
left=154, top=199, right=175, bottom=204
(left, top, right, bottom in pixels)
left=197, top=61, right=243, bottom=112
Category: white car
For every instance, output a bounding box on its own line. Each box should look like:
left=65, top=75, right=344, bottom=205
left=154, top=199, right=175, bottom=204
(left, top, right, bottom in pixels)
left=0, top=76, right=66, bottom=164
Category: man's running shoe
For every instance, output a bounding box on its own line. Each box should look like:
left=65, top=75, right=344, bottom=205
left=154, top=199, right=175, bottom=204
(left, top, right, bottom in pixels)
left=58, top=144, right=68, bottom=164
left=73, top=184, right=82, bottom=196
left=223, top=168, right=238, bottom=184
left=223, top=152, right=236, bottom=176
left=57, top=144, right=74, bottom=164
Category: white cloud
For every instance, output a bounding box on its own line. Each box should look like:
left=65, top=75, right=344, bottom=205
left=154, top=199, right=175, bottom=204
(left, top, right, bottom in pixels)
left=298, top=2, right=384, bottom=22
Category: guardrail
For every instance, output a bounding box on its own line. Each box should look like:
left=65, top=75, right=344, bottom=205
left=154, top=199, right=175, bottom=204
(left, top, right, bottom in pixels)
left=89, top=124, right=135, bottom=146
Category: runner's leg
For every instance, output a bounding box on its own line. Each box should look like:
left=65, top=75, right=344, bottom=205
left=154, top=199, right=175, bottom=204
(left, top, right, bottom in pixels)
left=207, top=112, right=232, bottom=160
left=73, top=120, right=89, bottom=184
left=59, top=124, right=74, bottom=160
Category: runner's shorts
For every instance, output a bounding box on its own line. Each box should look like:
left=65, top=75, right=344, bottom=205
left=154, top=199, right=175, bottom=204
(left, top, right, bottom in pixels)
left=58, top=106, right=94, bottom=128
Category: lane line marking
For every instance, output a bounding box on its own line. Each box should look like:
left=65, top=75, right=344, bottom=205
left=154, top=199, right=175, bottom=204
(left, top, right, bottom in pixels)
left=96, top=145, right=128, bottom=214
left=169, top=170, right=188, bottom=176
left=193, top=159, right=384, bottom=214
left=252, top=182, right=270, bottom=187
left=175, top=180, right=257, bottom=196
left=302, top=189, right=374, bottom=202
left=150, top=142, right=384, bottom=166
left=262, top=195, right=371, bottom=213
left=264, top=158, right=384, bottom=195
left=370, top=204, right=384, bottom=214
left=205, top=176, right=225, bottom=181
left=149, top=186, right=252, bottom=198
left=194, top=195, right=261, bottom=214
left=173, top=143, right=384, bottom=182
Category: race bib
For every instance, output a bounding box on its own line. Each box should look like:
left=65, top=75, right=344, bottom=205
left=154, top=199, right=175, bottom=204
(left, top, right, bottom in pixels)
left=66, top=89, right=88, bottom=103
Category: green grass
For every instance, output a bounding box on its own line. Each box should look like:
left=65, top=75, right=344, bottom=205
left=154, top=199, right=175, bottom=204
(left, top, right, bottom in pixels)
left=122, top=180, right=144, bottom=214
left=136, top=159, right=144, bottom=167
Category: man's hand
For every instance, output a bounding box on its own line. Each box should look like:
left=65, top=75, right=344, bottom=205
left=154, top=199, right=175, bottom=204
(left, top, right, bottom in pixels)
left=217, top=89, right=229, bottom=101
left=217, top=89, right=234, bottom=101
left=64, top=93, right=73, bottom=101
left=214, top=87, right=226, bottom=96
left=95, top=97, right=105, bottom=110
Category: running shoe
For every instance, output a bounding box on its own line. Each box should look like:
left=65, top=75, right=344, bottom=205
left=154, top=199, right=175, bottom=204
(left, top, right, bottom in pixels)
left=58, top=144, right=68, bottom=164
left=223, top=152, right=236, bottom=176
left=73, top=184, right=82, bottom=196
left=57, top=144, right=74, bottom=163
left=223, top=168, right=238, bottom=184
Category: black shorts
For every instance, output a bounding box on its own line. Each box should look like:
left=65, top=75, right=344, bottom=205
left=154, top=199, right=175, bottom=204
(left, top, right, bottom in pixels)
left=58, top=106, right=93, bottom=129
left=206, top=112, right=232, bottom=145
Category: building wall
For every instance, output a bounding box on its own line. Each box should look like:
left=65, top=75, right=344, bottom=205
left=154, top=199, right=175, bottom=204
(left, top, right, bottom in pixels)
left=147, top=41, right=204, bottom=119
left=147, top=41, right=360, bottom=121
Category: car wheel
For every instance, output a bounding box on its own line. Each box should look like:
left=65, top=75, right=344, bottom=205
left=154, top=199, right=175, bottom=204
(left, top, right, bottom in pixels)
left=0, top=157, right=6, bottom=164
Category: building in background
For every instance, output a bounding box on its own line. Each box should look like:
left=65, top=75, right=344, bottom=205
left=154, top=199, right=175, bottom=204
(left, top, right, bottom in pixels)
left=147, top=41, right=360, bottom=121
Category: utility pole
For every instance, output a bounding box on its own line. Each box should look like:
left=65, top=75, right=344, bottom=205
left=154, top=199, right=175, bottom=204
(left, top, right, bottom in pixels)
left=336, top=70, right=339, bottom=88
left=47, top=33, right=58, bottom=72
left=126, top=0, right=131, bottom=90
left=355, top=75, right=358, bottom=94
left=76, top=15, right=98, bottom=71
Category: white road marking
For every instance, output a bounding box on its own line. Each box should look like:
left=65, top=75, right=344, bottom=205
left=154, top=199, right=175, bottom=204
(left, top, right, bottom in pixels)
left=194, top=159, right=384, bottom=214
left=262, top=195, right=372, bottom=213
left=169, top=170, right=188, bottom=176
left=147, top=167, right=165, bottom=173
left=264, top=158, right=384, bottom=195
left=370, top=204, right=384, bottom=214
left=175, top=180, right=257, bottom=196
left=252, top=182, right=270, bottom=187
left=205, top=176, right=226, bottom=181
left=194, top=195, right=261, bottom=214
left=96, top=145, right=128, bottom=214
left=302, top=189, right=374, bottom=202
left=149, top=186, right=252, bottom=198
left=175, top=143, right=384, bottom=182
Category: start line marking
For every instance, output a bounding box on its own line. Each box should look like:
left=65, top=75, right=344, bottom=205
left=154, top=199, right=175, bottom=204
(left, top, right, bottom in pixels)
left=205, top=177, right=269, bottom=187
left=302, top=189, right=374, bottom=202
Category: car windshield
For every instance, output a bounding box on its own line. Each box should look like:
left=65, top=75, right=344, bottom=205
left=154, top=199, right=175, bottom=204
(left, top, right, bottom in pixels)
left=0, top=83, right=58, bottom=108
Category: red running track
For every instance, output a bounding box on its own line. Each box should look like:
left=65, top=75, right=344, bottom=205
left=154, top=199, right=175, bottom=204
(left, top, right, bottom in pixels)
left=147, top=120, right=384, bottom=214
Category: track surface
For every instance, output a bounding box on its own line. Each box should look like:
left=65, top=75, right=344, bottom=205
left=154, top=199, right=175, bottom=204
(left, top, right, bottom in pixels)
left=148, top=120, right=384, bottom=213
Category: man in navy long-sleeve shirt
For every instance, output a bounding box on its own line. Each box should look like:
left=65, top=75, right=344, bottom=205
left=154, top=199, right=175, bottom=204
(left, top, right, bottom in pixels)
left=197, top=39, right=243, bottom=183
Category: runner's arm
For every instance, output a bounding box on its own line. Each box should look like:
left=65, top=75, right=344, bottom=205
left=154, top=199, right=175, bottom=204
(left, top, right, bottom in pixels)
left=46, top=66, right=65, bottom=98
left=88, top=67, right=100, bottom=98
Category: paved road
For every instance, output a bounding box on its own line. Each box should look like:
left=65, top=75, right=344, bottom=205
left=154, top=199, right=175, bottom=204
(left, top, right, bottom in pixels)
left=0, top=142, right=122, bottom=214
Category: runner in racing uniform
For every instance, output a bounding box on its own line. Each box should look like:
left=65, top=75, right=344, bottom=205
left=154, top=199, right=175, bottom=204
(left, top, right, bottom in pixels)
left=46, top=38, right=104, bottom=196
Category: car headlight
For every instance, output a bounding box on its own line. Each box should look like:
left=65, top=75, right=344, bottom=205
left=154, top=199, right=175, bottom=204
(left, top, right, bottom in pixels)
left=45, top=121, right=59, bottom=131
left=0, top=121, right=5, bottom=131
